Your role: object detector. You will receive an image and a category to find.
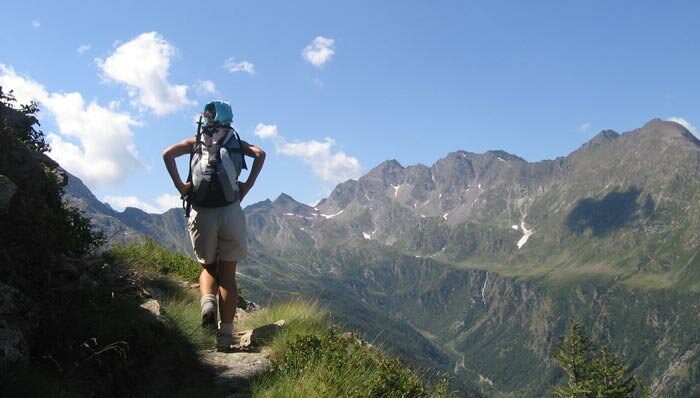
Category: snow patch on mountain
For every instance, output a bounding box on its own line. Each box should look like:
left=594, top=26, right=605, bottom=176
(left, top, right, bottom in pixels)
left=517, top=218, right=534, bottom=249
left=321, top=210, right=344, bottom=219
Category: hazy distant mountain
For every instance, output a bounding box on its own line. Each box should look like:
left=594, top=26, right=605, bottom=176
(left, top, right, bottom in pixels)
left=63, top=173, right=192, bottom=256
left=65, top=119, right=700, bottom=397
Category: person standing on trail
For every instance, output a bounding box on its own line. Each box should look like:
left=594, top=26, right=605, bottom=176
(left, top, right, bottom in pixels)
left=162, top=101, right=265, bottom=351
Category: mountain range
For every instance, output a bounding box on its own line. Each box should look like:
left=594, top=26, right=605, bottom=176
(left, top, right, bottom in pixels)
left=64, top=119, right=700, bottom=397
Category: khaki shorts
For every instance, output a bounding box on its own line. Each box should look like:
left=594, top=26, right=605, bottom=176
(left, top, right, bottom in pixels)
left=188, top=201, right=247, bottom=264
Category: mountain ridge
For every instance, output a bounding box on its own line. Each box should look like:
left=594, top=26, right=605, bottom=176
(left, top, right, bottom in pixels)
left=62, top=118, right=700, bottom=396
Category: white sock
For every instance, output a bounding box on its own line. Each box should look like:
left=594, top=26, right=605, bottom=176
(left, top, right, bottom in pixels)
left=219, top=322, right=234, bottom=335
left=200, top=294, right=217, bottom=316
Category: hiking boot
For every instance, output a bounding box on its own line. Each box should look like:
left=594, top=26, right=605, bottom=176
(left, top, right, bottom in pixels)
left=201, top=311, right=217, bottom=333
left=216, top=330, right=234, bottom=352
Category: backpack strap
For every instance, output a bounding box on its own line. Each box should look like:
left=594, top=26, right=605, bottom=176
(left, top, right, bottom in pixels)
left=220, top=127, right=248, bottom=171
left=183, top=116, right=204, bottom=218
left=232, top=128, right=248, bottom=170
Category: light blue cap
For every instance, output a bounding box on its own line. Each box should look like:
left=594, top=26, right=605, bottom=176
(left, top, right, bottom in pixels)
left=204, top=100, right=233, bottom=124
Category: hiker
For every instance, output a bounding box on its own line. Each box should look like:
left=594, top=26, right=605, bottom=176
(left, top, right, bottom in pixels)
left=162, top=101, right=265, bottom=351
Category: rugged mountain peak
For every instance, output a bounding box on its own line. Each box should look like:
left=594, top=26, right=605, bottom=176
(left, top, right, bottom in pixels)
left=595, top=129, right=620, bottom=139
left=273, top=193, right=298, bottom=205
left=577, top=129, right=620, bottom=152
left=442, top=150, right=470, bottom=160
left=63, top=172, right=116, bottom=216
left=364, top=159, right=404, bottom=179
left=123, top=206, right=149, bottom=217
left=272, top=193, right=313, bottom=214
left=244, top=198, right=273, bottom=212
left=637, top=118, right=700, bottom=145
left=485, top=150, right=525, bottom=162
left=381, top=159, right=403, bottom=169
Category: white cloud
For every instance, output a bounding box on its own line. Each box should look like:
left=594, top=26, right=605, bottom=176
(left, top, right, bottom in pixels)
left=96, top=32, right=194, bottom=115
left=667, top=117, right=698, bottom=137
left=253, top=123, right=279, bottom=138
left=0, top=64, right=49, bottom=104
left=578, top=122, right=591, bottom=132
left=193, top=79, right=217, bottom=96
left=302, top=36, right=335, bottom=67
left=155, top=193, right=182, bottom=211
left=0, top=64, right=144, bottom=187
left=253, top=123, right=361, bottom=185
left=77, top=44, right=91, bottom=54
left=32, top=20, right=40, bottom=28
left=103, top=193, right=181, bottom=214
left=224, top=58, right=255, bottom=74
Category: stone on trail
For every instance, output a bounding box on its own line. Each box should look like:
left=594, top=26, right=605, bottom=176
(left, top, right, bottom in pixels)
left=199, top=320, right=285, bottom=397
left=235, top=320, right=285, bottom=349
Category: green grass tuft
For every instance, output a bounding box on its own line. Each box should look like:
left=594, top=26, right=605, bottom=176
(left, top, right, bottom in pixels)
left=237, top=299, right=328, bottom=357
left=241, top=300, right=453, bottom=397
left=104, top=236, right=201, bottom=281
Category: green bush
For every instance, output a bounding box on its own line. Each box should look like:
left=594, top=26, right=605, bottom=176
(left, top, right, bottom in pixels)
left=0, top=87, right=105, bottom=288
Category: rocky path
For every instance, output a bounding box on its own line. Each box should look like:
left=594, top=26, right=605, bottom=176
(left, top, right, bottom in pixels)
left=199, top=348, right=272, bottom=397
left=142, top=284, right=282, bottom=398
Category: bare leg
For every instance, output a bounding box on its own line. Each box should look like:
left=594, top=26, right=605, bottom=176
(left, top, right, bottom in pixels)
left=199, top=263, right=219, bottom=329
left=217, top=259, right=238, bottom=324
left=199, top=262, right=218, bottom=296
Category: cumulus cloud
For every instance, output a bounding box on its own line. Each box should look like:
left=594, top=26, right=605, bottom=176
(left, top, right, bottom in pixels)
left=224, top=58, right=255, bottom=74
left=0, top=64, right=49, bottom=104
left=667, top=117, right=698, bottom=137
left=155, top=193, right=182, bottom=210
left=253, top=123, right=361, bottom=185
left=96, top=32, right=194, bottom=115
left=193, top=79, right=217, bottom=96
left=77, top=44, right=91, bottom=54
left=103, top=193, right=181, bottom=213
left=0, top=64, right=144, bottom=187
left=253, top=123, right=279, bottom=138
left=302, top=36, right=335, bottom=67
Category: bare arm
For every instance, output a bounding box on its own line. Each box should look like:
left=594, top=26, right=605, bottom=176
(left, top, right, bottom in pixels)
left=239, top=140, right=266, bottom=200
left=162, top=137, right=195, bottom=196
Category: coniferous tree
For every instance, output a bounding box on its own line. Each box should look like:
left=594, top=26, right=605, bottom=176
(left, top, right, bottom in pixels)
left=554, top=321, right=595, bottom=398
left=553, top=321, right=651, bottom=398
left=590, top=347, right=637, bottom=397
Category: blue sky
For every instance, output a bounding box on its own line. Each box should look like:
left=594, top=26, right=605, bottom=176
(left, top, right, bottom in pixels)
left=2, top=0, right=699, bottom=211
